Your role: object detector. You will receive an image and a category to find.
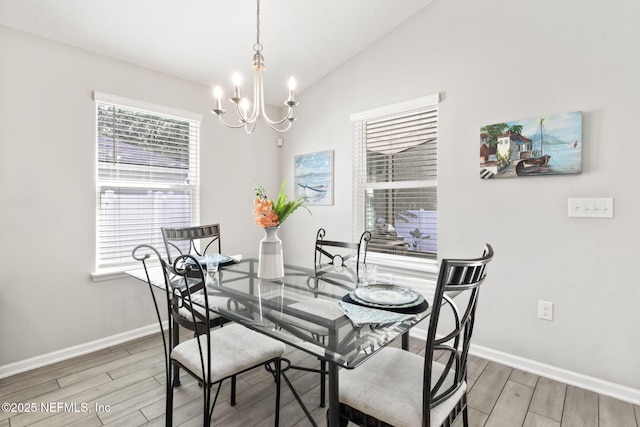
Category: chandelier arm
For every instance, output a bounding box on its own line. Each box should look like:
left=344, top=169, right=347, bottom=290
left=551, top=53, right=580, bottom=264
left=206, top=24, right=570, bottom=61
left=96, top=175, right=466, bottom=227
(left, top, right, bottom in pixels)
left=263, top=118, right=294, bottom=133
left=256, top=70, right=295, bottom=126
left=233, top=102, right=253, bottom=124
left=244, top=120, right=258, bottom=134
left=245, top=66, right=262, bottom=123
left=215, top=114, right=250, bottom=129
left=261, top=108, right=295, bottom=126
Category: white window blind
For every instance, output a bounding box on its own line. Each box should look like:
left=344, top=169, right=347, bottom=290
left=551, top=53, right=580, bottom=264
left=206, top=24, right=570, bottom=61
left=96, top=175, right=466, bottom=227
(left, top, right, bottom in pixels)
left=94, top=92, right=201, bottom=271
left=352, top=95, right=438, bottom=262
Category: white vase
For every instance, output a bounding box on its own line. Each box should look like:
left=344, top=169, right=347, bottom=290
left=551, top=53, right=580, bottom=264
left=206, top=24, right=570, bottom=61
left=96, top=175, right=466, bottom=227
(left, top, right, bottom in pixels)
left=258, top=226, right=284, bottom=279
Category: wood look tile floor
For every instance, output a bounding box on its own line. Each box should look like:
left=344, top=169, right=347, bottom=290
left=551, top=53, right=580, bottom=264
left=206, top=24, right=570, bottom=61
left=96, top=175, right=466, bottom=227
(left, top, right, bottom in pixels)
left=1, top=328, right=638, bottom=427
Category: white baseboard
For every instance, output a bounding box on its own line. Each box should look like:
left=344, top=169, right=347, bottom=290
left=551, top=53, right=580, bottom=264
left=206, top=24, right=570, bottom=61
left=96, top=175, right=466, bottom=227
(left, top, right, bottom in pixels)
left=3, top=325, right=638, bottom=407
left=0, top=323, right=165, bottom=380
left=409, top=329, right=640, bottom=406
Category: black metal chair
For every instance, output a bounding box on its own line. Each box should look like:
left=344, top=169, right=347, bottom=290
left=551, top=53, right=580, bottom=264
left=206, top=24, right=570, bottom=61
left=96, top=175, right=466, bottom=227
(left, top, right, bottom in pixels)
left=132, top=245, right=285, bottom=427
left=302, top=228, right=372, bottom=407
left=314, top=228, right=372, bottom=283
left=161, top=224, right=229, bottom=329
left=161, top=224, right=237, bottom=389
left=162, top=223, right=222, bottom=264
left=338, top=244, right=494, bottom=427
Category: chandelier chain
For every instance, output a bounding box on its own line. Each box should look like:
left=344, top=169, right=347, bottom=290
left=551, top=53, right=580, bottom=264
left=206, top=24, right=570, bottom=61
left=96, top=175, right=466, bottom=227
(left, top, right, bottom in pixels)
left=255, top=0, right=262, bottom=52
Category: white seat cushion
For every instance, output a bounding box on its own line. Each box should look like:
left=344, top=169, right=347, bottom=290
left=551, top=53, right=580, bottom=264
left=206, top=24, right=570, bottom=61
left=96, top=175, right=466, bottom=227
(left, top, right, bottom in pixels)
left=171, top=323, right=286, bottom=384
left=177, top=306, right=219, bottom=322
left=176, top=301, right=220, bottom=323
left=174, top=294, right=243, bottom=323
left=339, top=347, right=466, bottom=427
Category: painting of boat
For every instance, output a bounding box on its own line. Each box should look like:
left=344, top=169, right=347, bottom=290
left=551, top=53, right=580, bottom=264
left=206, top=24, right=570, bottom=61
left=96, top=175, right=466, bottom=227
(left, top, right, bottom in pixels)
left=297, top=183, right=328, bottom=201
left=515, top=154, right=550, bottom=175
left=294, top=150, right=334, bottom=205
left=480, top=111, right=582, bottom=179
left=515, top=117, right=551, bottom=175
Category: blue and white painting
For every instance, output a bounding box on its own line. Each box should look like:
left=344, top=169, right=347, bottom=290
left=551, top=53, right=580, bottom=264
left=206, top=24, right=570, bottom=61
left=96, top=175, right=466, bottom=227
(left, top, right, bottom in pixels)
left=480, top=111, right=582, bottom=179
left=294, top=150, right=334, bottom=205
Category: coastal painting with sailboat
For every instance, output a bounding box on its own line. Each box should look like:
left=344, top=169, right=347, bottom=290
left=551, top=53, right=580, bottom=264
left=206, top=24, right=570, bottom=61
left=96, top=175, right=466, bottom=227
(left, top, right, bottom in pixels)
left=480, top=111, right=582, bottom=179
left=294, top=149, right=334, bottom=205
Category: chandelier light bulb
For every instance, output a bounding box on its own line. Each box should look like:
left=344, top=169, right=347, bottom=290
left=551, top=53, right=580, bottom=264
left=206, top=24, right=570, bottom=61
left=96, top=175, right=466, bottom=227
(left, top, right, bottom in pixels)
left=233, top=72, right=242, bottom=86
left=212, top=86, right=224, bottom=114
left=232, top=72, right=242, bottom=100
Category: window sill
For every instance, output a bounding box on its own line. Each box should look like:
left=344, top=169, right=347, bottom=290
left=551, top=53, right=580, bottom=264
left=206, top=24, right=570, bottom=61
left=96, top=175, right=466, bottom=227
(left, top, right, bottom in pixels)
left=367, top=252, right=439, bottom=292
left=91, top=268, right=130, bottom=282
left=367, top=251, right=438, bottom=273
left=91, top=263, right=153, bottom=282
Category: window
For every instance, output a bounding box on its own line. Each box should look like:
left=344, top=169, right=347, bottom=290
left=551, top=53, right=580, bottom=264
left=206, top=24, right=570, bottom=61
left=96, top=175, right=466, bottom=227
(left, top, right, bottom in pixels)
left=94, top=92, right=201, bottom=273
left=352, top=94, right=439, bottom=266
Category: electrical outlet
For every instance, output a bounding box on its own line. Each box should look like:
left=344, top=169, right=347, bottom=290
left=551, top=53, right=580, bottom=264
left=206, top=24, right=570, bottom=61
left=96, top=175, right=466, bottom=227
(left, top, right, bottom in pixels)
left=538, top=300, right=553, bottom=321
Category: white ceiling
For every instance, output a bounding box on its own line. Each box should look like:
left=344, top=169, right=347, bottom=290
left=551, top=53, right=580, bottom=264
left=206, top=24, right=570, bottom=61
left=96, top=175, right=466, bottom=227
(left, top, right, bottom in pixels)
left=0, top=0, right=434, bottom=104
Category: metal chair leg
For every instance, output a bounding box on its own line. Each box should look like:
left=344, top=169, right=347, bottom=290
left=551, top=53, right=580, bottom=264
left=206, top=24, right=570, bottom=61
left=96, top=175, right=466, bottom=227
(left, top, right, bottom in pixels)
left=231, top=375, right=237, bottom=406
left=320, top=359, right=326, bottom=407
left=166, top=368, right=174, bottom=427
left=462, top=405, right=469, bottom=427
left=274, top=359, right=282, bottom=427
left=172, top=321, right=181, bottom=386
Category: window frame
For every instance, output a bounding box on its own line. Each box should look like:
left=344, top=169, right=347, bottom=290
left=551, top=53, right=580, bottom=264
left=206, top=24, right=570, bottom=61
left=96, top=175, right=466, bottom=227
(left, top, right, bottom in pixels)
left=351, top=94, right=440, bottom=275
left=92, top=92, right=202, bottom=280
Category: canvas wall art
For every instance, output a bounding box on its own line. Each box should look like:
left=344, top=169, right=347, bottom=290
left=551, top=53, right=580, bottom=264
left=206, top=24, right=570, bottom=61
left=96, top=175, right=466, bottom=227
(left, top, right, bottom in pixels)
left=480, top=111, right=582, bottom=179
left=294, top=150, right=334, bottom=205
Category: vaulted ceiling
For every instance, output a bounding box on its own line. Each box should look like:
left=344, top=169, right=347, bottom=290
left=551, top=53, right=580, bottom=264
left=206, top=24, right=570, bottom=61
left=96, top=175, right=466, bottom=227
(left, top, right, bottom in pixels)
left=0, top=0, right=434, bottom=104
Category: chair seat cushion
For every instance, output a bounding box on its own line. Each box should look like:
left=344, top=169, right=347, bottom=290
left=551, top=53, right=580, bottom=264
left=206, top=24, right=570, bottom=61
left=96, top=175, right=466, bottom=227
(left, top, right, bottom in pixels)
left=176, top=301, right=221, bottom=323
left=171, top=323, right=286, bottom=384
left=175, top=294, right=246, bottom=325
left=339, top=347, right=466, bottom=427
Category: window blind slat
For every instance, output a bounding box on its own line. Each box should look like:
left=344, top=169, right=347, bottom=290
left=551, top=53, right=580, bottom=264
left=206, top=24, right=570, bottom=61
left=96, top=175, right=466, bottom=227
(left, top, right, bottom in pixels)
left=353, top=100, right=438, bottom=259
left=96, top=96, right=200, bottom=270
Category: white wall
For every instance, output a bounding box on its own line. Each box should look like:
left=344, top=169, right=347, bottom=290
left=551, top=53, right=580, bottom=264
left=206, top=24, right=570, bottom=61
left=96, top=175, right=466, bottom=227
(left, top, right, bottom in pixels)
left=0, top=25, right=280, bottom=366
left=281, top=0, right=640, bottom=391
left=2, top=0, right=639, bottom=397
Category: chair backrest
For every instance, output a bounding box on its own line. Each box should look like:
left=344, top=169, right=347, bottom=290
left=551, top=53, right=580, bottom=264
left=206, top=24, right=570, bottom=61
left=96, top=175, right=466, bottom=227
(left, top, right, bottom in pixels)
left=132, top=245, right=215, bottom=387
left=169, top=253, right=216, bottom=384
left=162, top=224, right=222, bottom=263
left=314, top=228, right=372, bottom=281
left=422, top=244, right=494, bottom=426
left=131, top=244, right=177, bottom=404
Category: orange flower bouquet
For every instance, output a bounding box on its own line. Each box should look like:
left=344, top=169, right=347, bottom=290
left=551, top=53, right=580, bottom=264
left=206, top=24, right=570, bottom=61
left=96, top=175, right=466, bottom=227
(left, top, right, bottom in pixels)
left=253, top=180, right=310, bottom=227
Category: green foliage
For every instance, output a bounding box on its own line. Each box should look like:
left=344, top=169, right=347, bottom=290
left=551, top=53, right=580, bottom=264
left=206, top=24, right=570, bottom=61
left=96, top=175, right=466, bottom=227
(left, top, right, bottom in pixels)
left=496, top=150, right=512, bottom=169
left=480, top=123, right=508, bottom=147
left=508, top=124, right=523, bottom=134
left=256, top=180, right=311, bottom=225
left=273, top=180, right=310, bottom=223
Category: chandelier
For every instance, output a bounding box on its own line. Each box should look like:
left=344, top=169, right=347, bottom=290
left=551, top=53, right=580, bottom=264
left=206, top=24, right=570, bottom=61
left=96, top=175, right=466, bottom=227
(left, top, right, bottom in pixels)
left=211, top=0, right=298, bottom=134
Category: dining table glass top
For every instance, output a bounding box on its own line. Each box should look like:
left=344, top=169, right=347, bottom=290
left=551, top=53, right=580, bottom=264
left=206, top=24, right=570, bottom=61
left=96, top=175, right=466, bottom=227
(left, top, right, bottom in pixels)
left=127, top=258, right=434, bottom=370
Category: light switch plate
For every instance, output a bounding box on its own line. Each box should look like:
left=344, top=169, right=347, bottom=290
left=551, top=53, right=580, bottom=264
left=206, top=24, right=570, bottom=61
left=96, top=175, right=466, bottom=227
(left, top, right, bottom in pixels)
left=568, top=198, right=614, bottom=218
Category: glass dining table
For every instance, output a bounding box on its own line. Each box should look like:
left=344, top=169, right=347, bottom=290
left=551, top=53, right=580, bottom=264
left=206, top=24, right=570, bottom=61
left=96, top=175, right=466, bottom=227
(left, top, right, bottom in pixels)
left=126, top=258, right=434, bottom=427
